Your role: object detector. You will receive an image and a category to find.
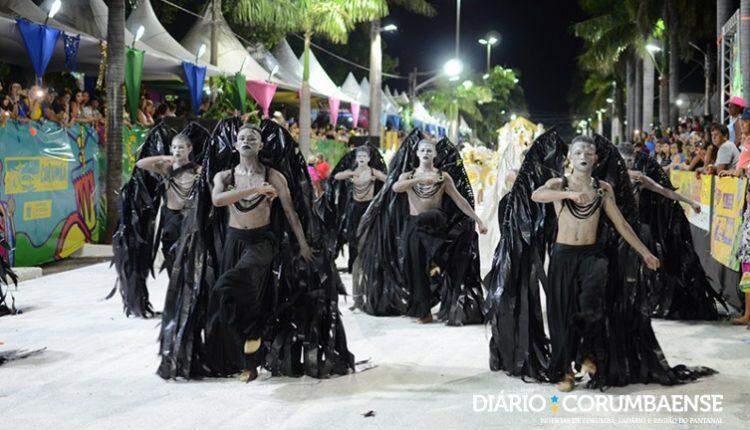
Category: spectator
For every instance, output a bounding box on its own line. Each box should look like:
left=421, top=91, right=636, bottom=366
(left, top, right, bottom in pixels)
left=655, top=141, right=671, bottom=167
left=71, top=91, right=91, bottom=124
left=721, top=108, right=750, bottom=177
left=315, top=153, right=331, bottom=181
left=712, top=122, right=739, bottom=174
left=727, top=96, right=746, bottom=143
left=308, top=156, right=322, bottom=197
left=137, top=99, right=155, bottom=127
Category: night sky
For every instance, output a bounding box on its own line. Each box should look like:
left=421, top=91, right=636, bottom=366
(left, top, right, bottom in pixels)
left=386, top=0, right=587, bottom=131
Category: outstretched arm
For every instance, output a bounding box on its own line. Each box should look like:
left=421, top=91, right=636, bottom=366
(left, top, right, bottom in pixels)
left=634, top=172, right=701, bottom=213
left=268, top=170, right=313, bottom=262
left=601, top=181, right=660, bottom=270
left=135, top=155, right=172, bottom=175
left=443, top=173, right=487, bottom=234
left=211, top=170, right=275, bottom=207
left=333, top=170, right=355, bottom=181
left=531, top=177, right=587, bottom=204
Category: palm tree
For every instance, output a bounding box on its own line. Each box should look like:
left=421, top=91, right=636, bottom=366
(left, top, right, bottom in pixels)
left=105, top=0, right=125, bottom=242
left=369, top=0, right=435, bottom=138
left=419, top=80, right=492, bottom=132
left=234, top=0, right=388, bottom=156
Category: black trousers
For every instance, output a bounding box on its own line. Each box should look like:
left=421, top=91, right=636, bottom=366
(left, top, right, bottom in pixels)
left=546, top=243, right=607, bottom=381
left=160, top=208, right=183, bottom=276
left=205, top=226, right=278, bottom=375
left=346, top=200, right=370, bottom=272
left=403, top=210, right=447, bottom=318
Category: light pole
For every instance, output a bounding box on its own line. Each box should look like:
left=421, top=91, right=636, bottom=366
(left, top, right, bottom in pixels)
left=478, top=33, right=499, bottom=74
left=455, top=0, right=461, bottom=58
left=688, top=42, right=710, bottom=116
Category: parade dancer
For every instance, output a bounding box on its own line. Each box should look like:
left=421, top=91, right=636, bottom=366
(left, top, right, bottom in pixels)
left=618, top=143, right=725, bottom=319
left=158, top=119, right=354, bottom=381
left=357, top=130, right=486, bottom=325
left=485, top=131, right=715, bottom=392
left=206, top=124, right=313, bottom=381
left=112, top=122, right=211, bottom=317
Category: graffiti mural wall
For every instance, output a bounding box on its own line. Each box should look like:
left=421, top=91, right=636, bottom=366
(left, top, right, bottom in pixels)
left=0, top=120, right=102, bottom=266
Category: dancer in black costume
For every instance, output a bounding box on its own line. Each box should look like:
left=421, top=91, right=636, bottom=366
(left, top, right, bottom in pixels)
left=357, top=130, right=486, bottom=325
left=618, top=143, right=726, bottom=320
left=325, top=144, right=387, bottom=275
left=484, top=131, right=715, bottom=391
left=112, top=121, right=210, bottom=317
left=158, top=118, right=354, bottom=381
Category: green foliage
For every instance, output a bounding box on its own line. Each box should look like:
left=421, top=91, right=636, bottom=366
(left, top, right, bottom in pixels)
left=201, top=75, right=259, bottom=120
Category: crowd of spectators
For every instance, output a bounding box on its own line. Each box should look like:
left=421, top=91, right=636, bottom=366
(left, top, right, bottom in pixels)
left=629, top=96, right=750, bottom=178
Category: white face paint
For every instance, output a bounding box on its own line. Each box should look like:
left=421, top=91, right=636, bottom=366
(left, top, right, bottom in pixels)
left=170, top=137, right=192, bottom=164
left=236, top=128, right=262, bottom=157
left=355, top=150, right=371, bottom=167
left=569, top=140, right=597, bottom=173
left=622, top=154, right=635, bottom=170
left=416, top=140, right=436, bottom=165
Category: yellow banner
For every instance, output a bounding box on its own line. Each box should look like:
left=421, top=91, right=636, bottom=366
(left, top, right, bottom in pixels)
left=385, top=131, right=399, bottom=152
left=4, top=157, right=69, bottom=194
left=710, top=176, right=748, bottom=269
left=22, top=200, right=53, bottom=221
left=670, top=170, right=711, bottom=230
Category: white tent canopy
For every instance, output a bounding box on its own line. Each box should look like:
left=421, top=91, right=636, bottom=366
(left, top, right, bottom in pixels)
left=360, top=77, right=399, bottom=116
left=1, top=1, right=197, bottom=79
left=340, top=72, right=367, bottom=107
left=181, top=5, right=280, bottom=83
left=247, top=43, right=301, bottom=91
left=125, top=0, right=219, bottom=76
left=303, top=49, right=355, bottom=104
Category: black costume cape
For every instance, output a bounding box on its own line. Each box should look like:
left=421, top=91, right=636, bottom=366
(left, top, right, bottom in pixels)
left=111, top=121, right=210, bottom=317
left=357, top=129, right=484, bottom=325
left=0, top=229, right=18, bottom=317
left=634, top=153, right=726, bottom=320
left=322, top=142, right=387, bottom=261
left=484, top=130, right=714, bottom=388
left=158, top=118, right=354, bottom=379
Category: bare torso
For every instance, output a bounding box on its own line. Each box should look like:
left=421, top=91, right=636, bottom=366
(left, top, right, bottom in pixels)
left=552, top=176, right=603, bottom=245
left=404, top=169, right=446, bottom=215
left=218, top=166, right=274, bottom=229
left=351, top=166, right=377, bottom=202
left=164, top=167, right=199, bottom=211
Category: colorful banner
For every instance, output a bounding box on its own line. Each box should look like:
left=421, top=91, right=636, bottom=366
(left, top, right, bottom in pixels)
left=122, top=125, right=149, bottom=181
left=182, top=61, right=207, bottom=116
left=711, top=176, right=747, bottom=269
left=125, top=48, right=145, bottom=123
left=670, top=170, right=712, bottom=231
left=15, top=19, right=61, bottom=83
left=0, top=120, right=101, bottom=267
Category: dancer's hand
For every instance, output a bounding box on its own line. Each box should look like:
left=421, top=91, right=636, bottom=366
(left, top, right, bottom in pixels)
left=565, top=191, right=586, bottom=204
left=642, top=252, right=660, bottom=270
left=259, top=184, right=277, bottom=198
left=300, top=243, right=314, bottom=263
left=691, top=202, right=701, bottom=213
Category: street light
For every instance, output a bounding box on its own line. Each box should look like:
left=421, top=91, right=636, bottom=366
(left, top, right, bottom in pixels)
left=478, top=32, right=499, bottom=73
left=676, top=99, right=684, bottom=107
left=606, top=98, right=614, bottom=104
left=196, top=43, right=206, bottom=63
left=645, top=43, right=662, bottom=53
left=381, top=24, right=397, bottom=32
left=45, top=0, right=61, bottom=25
left=443, top=58, right=463, bottom=78
left=131, top=24, right=145, bottom=49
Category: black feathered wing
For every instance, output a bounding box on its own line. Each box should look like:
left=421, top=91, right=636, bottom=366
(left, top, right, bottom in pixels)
left=634, top=153, right=725, bottom=320
left=0, top=230, right=18, bottom=316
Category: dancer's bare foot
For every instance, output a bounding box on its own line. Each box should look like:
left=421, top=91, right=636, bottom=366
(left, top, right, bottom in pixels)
left=244, top=338, right=261, bottom=354
left=581, top=358, right=597, bottom=375
left=418, top=314, right=433, bottom=324
left=556, top=374, right=575, bottom=392
left=730, top=316, right=750, bottom=325
left=239, top=368, right=258, bottom=383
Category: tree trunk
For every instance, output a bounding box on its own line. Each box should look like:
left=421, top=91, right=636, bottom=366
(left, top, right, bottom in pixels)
left=635, top=56, right=643, bottom=133
left=668, top=0, right=679, bottom=125
left=659, top=73, right=670, bottom=129
left=643, top=48, right=655, bottom=132
left=105, top=0, right=125, bottom=243
left=299, top=32, right=312, bottom=157
left=369, top=19, right=382, bottom=138
left=626, top=53, right=635, bottom=138
left=718, top=0, right=732, bottom=114
left=614, top=80, right=624, bottom=143
left=741, top=0, right=750, bottom=103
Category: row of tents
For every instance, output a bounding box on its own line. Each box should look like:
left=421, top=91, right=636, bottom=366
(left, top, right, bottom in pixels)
left=0, top=0, right=452, bottom=132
